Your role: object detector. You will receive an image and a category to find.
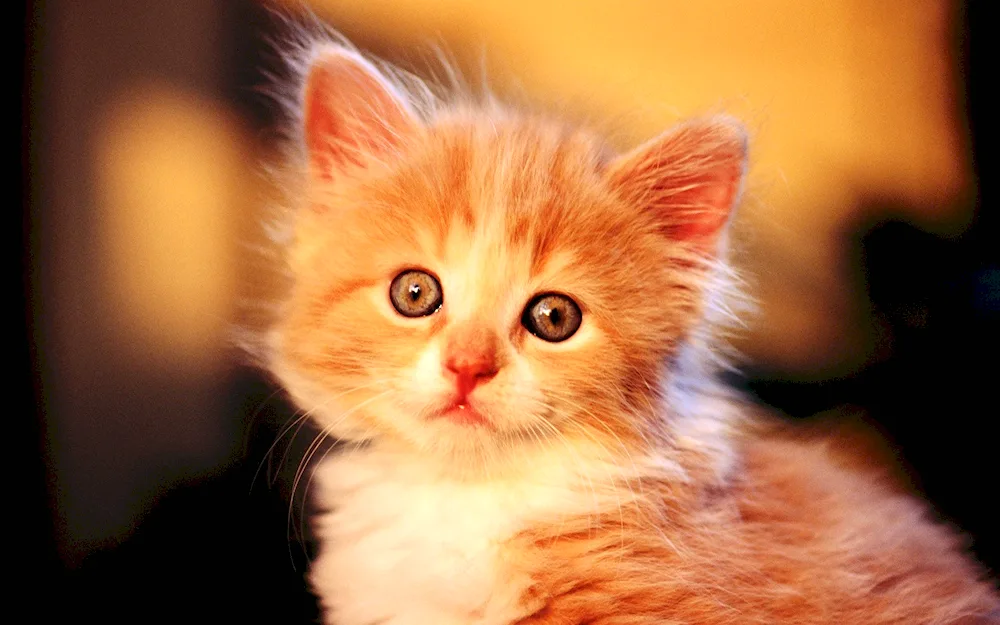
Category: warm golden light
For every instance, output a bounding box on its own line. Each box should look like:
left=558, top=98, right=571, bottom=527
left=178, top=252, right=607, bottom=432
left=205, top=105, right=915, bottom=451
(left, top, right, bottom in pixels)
left=95, top=85, right=244, bottom=366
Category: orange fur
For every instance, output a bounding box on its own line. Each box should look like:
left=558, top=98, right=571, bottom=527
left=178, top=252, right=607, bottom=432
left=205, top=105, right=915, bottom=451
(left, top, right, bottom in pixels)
left=265, top=35, right=999, bottom=624
left=512, top=429, right=998, bottom=624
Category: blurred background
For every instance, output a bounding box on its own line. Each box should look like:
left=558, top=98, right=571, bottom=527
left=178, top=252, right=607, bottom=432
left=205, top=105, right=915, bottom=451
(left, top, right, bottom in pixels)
left=19, top=0, right=996, bottom=621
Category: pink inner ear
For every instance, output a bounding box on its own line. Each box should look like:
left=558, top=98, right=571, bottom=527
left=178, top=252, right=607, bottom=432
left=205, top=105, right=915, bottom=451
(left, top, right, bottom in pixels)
left=608, top=119, right=747, bottom=251
left=657, top=163, right=743, bottom=244
left=304, top=68, right=350, bottom=175
left=303, top=49, right=417, bottom=179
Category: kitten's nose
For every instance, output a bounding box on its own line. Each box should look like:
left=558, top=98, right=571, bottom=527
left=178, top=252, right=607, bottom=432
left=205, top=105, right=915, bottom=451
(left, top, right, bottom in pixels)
left=443, top=322, right=501, bottom=397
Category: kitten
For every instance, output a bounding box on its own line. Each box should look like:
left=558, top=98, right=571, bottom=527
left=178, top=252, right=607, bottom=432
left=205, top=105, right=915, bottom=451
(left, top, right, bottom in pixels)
left=264, top=34, right=999, bottom=625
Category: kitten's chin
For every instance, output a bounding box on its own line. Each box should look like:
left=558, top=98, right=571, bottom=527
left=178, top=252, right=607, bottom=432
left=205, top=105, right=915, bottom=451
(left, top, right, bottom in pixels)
left=430, top=402, right=491, bottom=428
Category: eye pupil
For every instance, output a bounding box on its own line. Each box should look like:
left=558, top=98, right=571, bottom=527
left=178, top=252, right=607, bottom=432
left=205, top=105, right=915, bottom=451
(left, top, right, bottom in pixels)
left=522, top=293, right=581, bottom=342
left=408, top=284, right=421, bottom=301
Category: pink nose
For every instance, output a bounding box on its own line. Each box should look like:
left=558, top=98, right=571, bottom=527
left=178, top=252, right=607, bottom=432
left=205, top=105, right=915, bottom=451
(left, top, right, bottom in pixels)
left=445, top=351, right=498, bottom=396
left=443, top=323, right=501, bottom=398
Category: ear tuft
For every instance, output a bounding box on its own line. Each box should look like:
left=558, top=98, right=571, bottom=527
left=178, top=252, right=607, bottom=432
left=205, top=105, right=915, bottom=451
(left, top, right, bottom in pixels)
left=303, top=46, right=419, bottom=179
left=606, top=117, right=747, bottom=252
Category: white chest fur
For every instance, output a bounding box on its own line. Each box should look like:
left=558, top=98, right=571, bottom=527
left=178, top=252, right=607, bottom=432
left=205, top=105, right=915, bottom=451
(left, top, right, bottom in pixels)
left=309, top=445, right=633, bottom=625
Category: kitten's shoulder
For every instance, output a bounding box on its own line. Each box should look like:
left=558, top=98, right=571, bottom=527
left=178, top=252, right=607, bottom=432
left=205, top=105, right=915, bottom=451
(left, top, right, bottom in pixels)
left=734, top=413, right=950, bottom=540
left=730, top=415, right=999, bottom=621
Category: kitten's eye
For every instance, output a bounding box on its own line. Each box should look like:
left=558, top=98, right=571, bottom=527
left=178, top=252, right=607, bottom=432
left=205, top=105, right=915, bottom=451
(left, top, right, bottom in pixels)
left=390, top=270, right=443, bottom=317
left=522, top=293, right=582, bottom=342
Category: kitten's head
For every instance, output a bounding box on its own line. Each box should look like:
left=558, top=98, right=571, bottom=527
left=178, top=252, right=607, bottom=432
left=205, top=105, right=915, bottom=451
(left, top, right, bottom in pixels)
left=270, top=44, right=746, bottom=470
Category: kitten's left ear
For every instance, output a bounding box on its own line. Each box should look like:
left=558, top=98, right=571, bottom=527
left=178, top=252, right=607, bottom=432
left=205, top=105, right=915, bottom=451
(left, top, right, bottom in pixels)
left=302, top=46, right=420, bottom=179
left=606, top=117, right=747, bottom=253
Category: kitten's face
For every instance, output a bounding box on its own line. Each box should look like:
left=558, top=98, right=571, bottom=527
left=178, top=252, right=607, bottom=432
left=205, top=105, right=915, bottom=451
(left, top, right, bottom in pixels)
left=271, top=48, right=745, bottom=466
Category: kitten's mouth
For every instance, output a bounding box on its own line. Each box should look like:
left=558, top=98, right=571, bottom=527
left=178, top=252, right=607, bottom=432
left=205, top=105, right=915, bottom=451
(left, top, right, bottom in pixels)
left=434, top=400, right=490, bottom=427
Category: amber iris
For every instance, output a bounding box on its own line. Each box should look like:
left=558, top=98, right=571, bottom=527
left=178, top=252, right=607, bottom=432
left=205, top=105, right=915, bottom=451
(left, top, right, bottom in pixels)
left=522, top=293, right=582, bottom=342
left=390, top=270, right=443, bottom=317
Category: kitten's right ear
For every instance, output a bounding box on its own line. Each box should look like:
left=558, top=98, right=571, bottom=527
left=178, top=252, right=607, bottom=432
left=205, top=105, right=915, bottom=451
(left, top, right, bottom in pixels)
left=302, top=46, right=419, bottom=179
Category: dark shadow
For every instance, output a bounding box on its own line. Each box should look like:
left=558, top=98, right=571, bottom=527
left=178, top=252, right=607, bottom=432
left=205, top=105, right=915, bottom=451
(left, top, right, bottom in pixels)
left=54, top=370, right=322, bottom=624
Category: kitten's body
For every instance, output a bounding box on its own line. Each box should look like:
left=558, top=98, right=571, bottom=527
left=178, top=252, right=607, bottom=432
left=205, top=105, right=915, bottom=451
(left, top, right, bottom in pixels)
left=309, top=411, right=993, bottom=625
left=265, top=35, right=998, bottom=624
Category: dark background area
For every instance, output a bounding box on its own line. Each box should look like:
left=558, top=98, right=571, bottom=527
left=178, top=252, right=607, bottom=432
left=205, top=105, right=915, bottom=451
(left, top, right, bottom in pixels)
left=19, top=1, right=996, bottom=622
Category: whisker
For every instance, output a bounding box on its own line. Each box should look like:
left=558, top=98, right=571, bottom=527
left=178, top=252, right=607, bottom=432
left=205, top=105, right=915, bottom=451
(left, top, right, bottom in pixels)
left=526, top=410, right=602, bottom=544
left=553, top=414, right=630, bottom=562
left=241, top=387, right=286, bottom=456
left=287, top=389, right=393, bottom=548
left=250, top=379, right=387, bottom=493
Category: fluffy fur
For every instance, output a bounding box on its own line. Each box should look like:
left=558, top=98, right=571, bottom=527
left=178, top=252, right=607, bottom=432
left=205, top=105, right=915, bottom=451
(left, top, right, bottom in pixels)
left=264, top=32, right=999, bottom=625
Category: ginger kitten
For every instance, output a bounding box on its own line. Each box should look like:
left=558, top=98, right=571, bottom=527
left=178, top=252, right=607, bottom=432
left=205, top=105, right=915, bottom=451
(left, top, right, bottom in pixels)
left=263, top=35, right=999, bottom=625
